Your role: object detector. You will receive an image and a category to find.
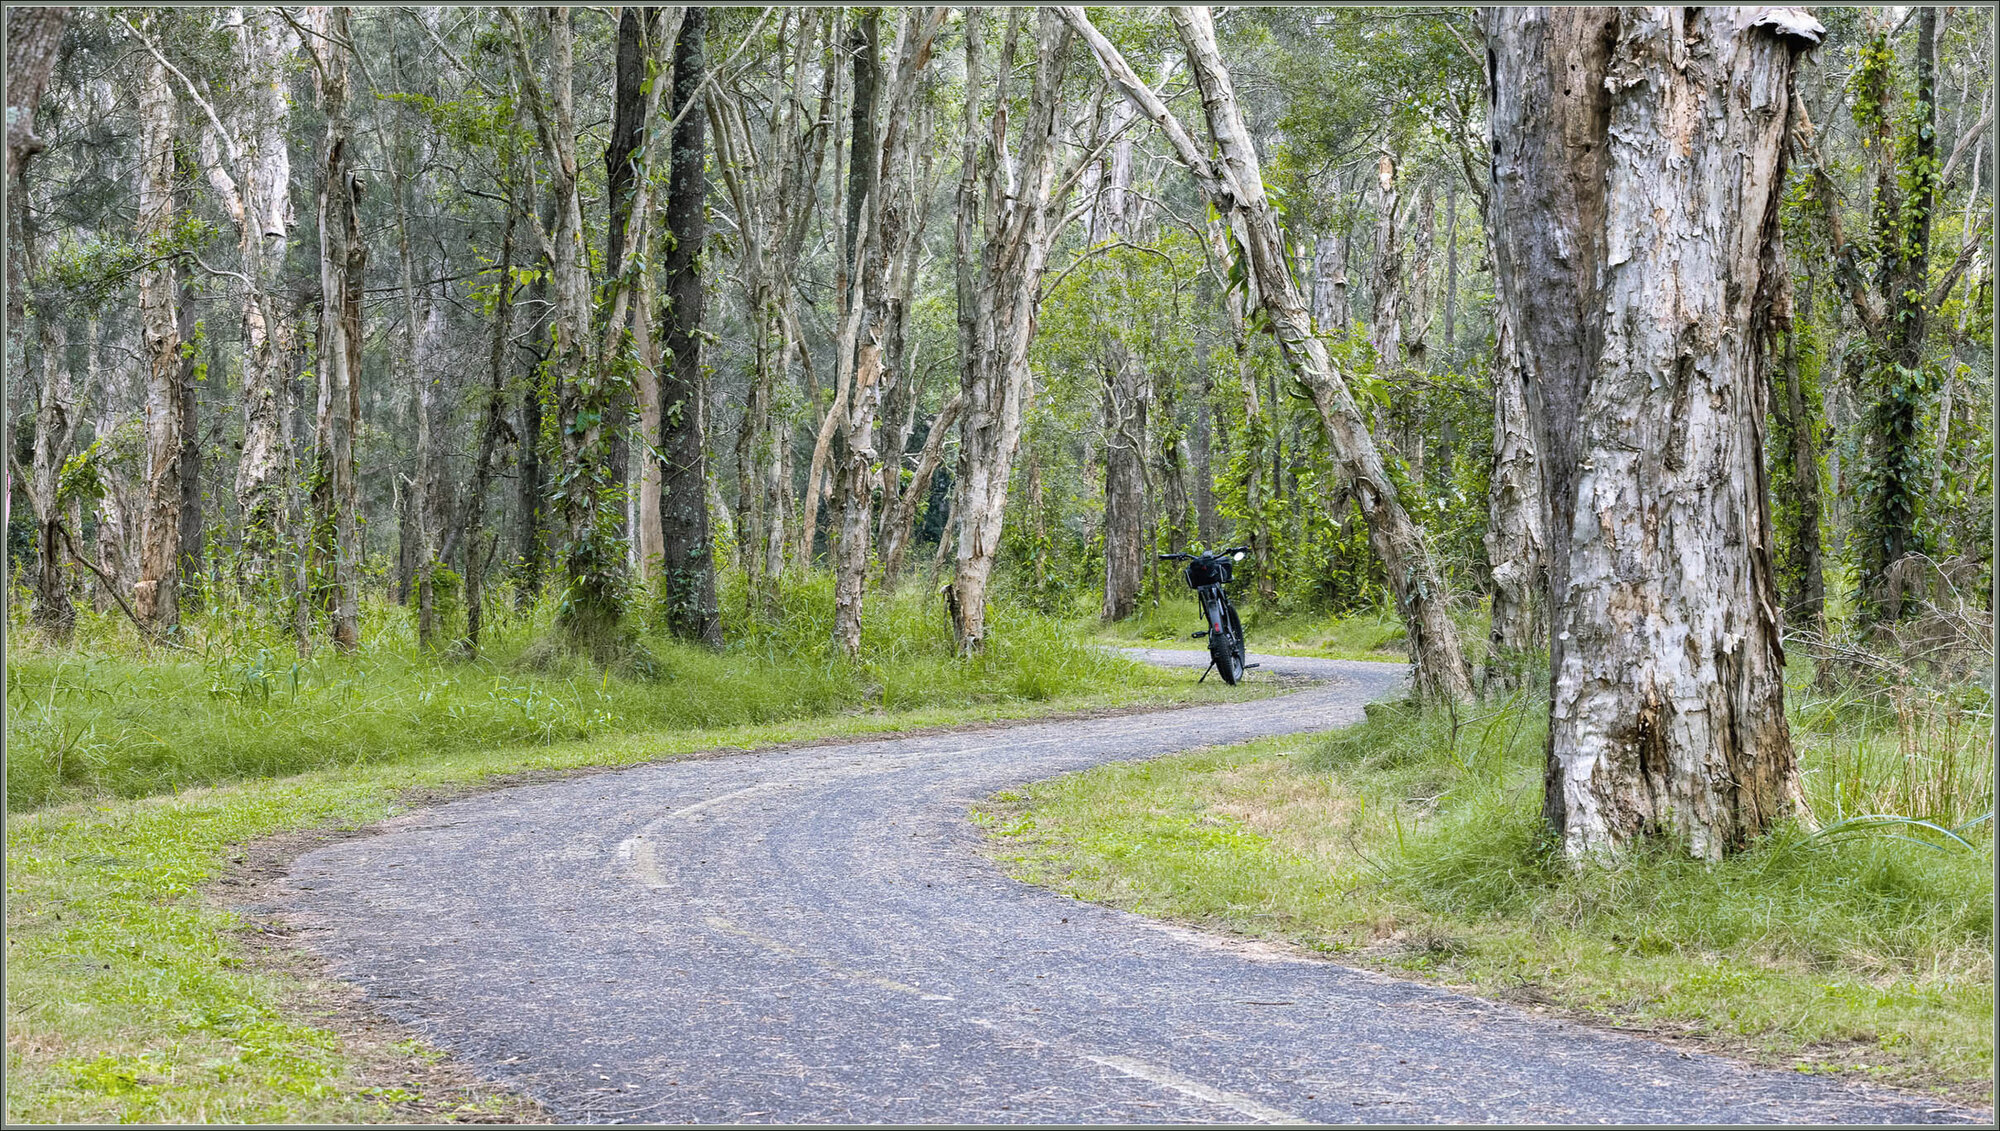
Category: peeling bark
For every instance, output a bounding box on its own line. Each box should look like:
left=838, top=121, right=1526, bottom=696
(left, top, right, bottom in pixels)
left=27, top=316, right=77, bottom=638
left=1482, top=310, right=1544, bottom=692
left=1483, top=5, right=1815, bottom=858
left=309, top=5, right=365, bottom=653
left=132, top=17, right=185, bottom=636
left=211, top=7, right=297, bottom=590
left=946, top=10, right=1074, bottom=653
left=709, top=12, right=834, bottom=613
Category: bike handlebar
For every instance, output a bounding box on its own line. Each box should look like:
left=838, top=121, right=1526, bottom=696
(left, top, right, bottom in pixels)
left=1158, top=546, right=1252, bottom=561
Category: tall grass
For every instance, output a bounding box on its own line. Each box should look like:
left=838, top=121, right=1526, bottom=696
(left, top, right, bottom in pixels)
left=1305, top=658, right=1993, bottom=986
left=4, top=571, right=1140, bottom=811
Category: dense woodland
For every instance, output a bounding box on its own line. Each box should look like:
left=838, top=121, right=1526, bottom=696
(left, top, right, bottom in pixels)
left=4, top=7, right=1993, bottom=856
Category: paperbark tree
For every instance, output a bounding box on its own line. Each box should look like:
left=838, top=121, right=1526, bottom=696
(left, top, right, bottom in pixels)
left=1063, top=5, right=1474, bottom=701
left=6, top=5, right=69, bottom=464
left=829, top=8, right=944, bottom=656
left=606, top=6, right=667, bottom=580
left=23, top=316, right=78, bottom=638
left=307, top=5, right=365, bottom=652
left=92, top=321, right=140, bottom=612
left=708, top=10, right=834, bottom=613
left=1092, top=101, right=1147, bottom=622
left=659, top=6, right=722, bottom=647
left=1482, top=311, right=1544, bottom=691
left=1367, top=150, right=1404, bottom=385
left=204, top=7, right=295, bottom=592
left=131, top=12, right=187, bottom=636
left=945, top=9, right=1076, bottom=653
left=508, top=6, right=624, bottom=655
left=1482, top=6, right=1818, bottom=858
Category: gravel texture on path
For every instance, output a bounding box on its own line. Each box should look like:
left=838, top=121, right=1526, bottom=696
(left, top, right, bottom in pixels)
left=272, top=650, right=1983, bottom=1124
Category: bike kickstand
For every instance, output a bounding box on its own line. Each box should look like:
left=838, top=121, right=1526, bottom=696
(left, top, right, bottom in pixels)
left=1199, top=662, right=1214, bottom=684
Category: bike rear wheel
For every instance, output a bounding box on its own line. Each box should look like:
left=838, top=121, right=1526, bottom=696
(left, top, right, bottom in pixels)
left=1210, top=605, right=1246, bottom=685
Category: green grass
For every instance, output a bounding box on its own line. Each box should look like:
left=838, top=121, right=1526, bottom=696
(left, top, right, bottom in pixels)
left=5, top=572, right=1264, bottom=1124
left=977, top=676, right=1995, bottom=1104
left=7, top=573, right=1188, bottom=812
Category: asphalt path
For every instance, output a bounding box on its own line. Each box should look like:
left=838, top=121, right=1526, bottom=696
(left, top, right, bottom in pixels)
left=275, top=649, right=1983, bottom=1124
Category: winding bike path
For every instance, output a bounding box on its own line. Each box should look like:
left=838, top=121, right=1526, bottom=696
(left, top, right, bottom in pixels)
left=277, top=651, right=1981, bottom=1124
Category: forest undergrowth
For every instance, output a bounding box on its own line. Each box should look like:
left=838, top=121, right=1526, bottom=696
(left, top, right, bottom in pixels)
left=980, top=601, right=1996, bottom=1104
left=5, top=571, right=1185, bottom=813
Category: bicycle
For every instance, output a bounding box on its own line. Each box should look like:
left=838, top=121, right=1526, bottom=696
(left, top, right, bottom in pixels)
left=1158, top=545, right=1256, bottom=685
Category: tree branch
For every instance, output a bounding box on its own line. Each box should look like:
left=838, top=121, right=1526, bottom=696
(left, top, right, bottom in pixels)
left=1939, top=93, right=1992, bottom=187
left=58, top=524, right=147, bottom=636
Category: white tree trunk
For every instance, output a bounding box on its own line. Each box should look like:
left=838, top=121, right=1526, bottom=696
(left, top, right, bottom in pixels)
left=1483, top=5, right=1818, bottom=858
left=310, top=4, right=364, bottom=653
left=946, top=10, right=1074, bottom=653
left=132, top=18, right=185, bottom=636
left=219, top=8, right=297, bottom=586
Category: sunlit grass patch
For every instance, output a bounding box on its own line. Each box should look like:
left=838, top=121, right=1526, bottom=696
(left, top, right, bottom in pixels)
left=978, top=681, right=1995, bottom=1102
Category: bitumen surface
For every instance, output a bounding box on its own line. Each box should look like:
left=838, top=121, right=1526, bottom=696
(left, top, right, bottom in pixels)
left=273, top=649, right=1987, bottom=1124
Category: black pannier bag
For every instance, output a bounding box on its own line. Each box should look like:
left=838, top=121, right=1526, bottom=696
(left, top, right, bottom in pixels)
left=1186, top=555, right=1232, bottom=587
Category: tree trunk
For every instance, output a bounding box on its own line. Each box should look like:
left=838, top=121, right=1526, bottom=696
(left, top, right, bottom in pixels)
left=448, top=190, right=518, bottom=660
left=1483, top=5, right=1817, bottom=859
left=1065, top=5, right=1474, bottom=701
left=708, top=13, right=835, bottom=613
left=310, top=5, right=365, bottom=653
left=217, top=7, right=296, bottom=593
left=516, top=193, right=554, bottom=606
left=1310, top=230, right=1349, bottom=335
left=90, top=320, right=137, bottom=612
left=508, top=6, right=621, bottom=654
left=1770, top=261, right=1825, bottom=628
left=947, top=10, right=1074, bottom=653
left=1482, top=311, right=1544, bottom=692
left=1856, top=9, right=1939, bottom=622
left=619, top=50, right=667, bottom=587
left=1441, top=177, right=1460, bottom=366
left=829, top=8, right=885, bottom=656
left=4, top=6, right=68, bottom=436
left=132, top=16, right=185, bottom=637
left=412, top=298, right=445, bottom=650
left=1094, top=103, right=1147, bottom=621
left=1157, top=375, right=1193, bottom=557
left=1101, top=349, right=1147, bottom=620
left=28, top=316, right=76, bottom=639
left=175, top=272, right=204, bottom=611
left=604, top=7, right=667, bottom=568
left=1368, top=151, right=1404, bottom=387
left=659, top=6, right=722, bottom=648
left=1191, top=370, right=1219, bottom=543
